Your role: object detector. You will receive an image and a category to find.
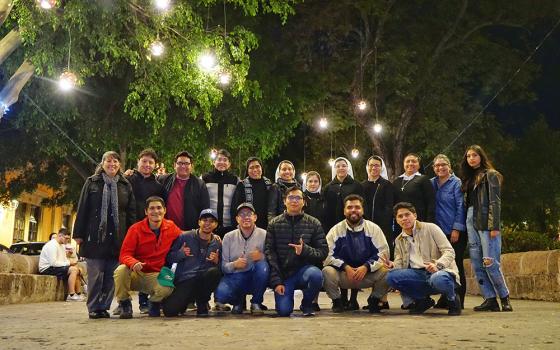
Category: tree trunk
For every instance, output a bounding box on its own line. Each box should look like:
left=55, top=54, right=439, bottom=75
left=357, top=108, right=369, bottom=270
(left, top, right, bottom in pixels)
left=0, top=29, right=22, bottom=66
left=0, top=60, right=34, bottom=114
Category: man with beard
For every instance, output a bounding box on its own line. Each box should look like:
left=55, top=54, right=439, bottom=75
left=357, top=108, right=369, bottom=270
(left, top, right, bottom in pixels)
left=323, top=194, right=391, bottom=313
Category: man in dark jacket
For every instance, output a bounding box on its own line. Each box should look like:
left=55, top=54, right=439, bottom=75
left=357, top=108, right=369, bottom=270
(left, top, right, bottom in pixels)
left=201, top=149, right=240, bottom=237
left=159, top=151, right=210, bottom=231
left=163, top=209, right=222, bottom=317
left=265, top=186, right=328, bottom=317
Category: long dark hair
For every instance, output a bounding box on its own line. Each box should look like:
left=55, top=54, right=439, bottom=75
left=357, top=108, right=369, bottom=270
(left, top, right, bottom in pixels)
left=460, top=145, right=501, bottom=192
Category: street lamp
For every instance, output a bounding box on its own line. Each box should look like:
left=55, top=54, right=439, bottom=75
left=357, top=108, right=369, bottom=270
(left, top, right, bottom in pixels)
left=198, top=52, right=217, bottom=72
left=153, top=0, right=171, bottom=11
left=150, top=40, right=165, bottom=57
left=218, top=71, right=231, bottom=86
left=373, top=123, right=383, bottom=133
left=58, top=71, right=77, bottom=92
left=37, top=0, right=56, bottom=9
left=351, top=148, right=359, bottom=158
left=357, top=100, right=367, bottom=111
left=319, top=117, right=328, bottom=130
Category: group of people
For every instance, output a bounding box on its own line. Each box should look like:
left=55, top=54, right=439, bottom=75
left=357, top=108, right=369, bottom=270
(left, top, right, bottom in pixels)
left=59, top=144, right=511, bottom=319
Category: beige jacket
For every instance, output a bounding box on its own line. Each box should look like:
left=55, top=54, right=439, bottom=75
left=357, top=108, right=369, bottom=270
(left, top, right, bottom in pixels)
left=393, top=221, right=460, bottom=284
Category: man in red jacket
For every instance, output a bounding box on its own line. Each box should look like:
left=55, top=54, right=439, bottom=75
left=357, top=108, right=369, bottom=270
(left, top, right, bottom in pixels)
left=113, top=196, right=182, bottom=319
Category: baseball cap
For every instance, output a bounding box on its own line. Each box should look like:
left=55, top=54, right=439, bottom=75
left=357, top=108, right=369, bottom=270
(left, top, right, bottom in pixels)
left=236, top=202, right=256, bottom=214
left=157, top=266, right=175, bottom=288
left=199, top=208, right=218, bottom=220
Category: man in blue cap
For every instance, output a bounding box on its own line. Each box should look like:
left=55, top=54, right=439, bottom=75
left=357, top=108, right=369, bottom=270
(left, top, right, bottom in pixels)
left=163, top=208, right=222, bottom=317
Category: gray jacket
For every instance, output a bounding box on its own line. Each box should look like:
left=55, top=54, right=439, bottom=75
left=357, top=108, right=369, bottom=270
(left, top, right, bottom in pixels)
left=393, top=221, right=460, bottom=284
left=221, top=227, right=267, bottom=274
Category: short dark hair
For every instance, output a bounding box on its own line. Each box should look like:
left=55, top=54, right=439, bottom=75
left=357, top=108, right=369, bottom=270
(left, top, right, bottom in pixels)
left=174, top=151, right=193, bottom=163
left=58, top=227, right=69, bottom=236
left=138, top=148, right=158, bottom=163
left=344, top=194, right=364, bottom=207
left=393, top=202, right=417, bottom=216
left=49, top=232, right=57, bottom=240
left=216, top=149, right=231, bottom=160
left=145, top=196, right=166, bottom=210
left=404, top=153, right=421, bottom=162
left=284, top=186, right=303, bottom=199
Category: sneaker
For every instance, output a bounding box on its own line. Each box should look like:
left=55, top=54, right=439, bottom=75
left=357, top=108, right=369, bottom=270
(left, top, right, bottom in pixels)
left=99, top=310, right=110, bottom=318
left=66, top=294, right=83, bottom=302
left=139, top=305, right=149, bottom=314
left=196, top=303, right=209, bottom=317
left=112, top=305, right=122, bottom=315
left=119, top=299, right=133, bottom=319
left=434, top=295, right=449, bottom=309
left=301, top=307, right=315, bottom=317
left=231, top=304, right=244, bottom=315
left=409, top=297, right=435, bottom=315
left=259, top=303, right=269, bottom=311
left=331, top=298, right=345, bottom=313
left=311, top=302, right=321, bottom=312
left=250, top=303, right=264, bottom=315
left=346, top=299, right=359, bottom=311
left=473, top=298, right=500, bottom=312
left=213, top=302, right=231, bottom=312
left=448, top=295, right=462, bottom=316
left=148, top=301, right=161, bottom=317
left=88, top=311, right=102, bottom=319
left=367, top=296, right=382, bottom=314
left=500, top=296, right=513, bottom=312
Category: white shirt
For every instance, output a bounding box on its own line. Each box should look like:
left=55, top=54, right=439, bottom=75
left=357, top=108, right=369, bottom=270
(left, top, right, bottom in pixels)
left=402, top=222, right=425, bottom=269
left=38, top=239, right=70, bottom=272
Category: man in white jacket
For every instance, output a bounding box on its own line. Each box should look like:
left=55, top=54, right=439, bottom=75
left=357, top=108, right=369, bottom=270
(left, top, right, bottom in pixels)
left=39, top=228, right=84, bottom=301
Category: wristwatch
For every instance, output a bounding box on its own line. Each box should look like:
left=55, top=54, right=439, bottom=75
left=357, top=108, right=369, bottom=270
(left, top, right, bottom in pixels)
left=436, top=262, right=445, bottom=270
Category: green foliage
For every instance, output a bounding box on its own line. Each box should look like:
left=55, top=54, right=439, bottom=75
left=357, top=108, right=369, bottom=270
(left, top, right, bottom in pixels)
left=501, top=227, right=560, bottom=253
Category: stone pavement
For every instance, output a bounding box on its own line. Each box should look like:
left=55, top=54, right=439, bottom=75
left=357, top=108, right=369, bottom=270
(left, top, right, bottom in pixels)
left=1, top=291, right=558, bottom=350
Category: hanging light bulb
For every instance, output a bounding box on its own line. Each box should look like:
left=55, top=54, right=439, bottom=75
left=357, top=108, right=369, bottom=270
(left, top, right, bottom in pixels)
left=319, top=117, right=328, bottom=129
left=58, top=71, right=77, bottom=91
left=198, top=52, right=217, bottom=72
left=218, top=71, right=231, bottom=85
left=328, top=158, right=335, bottom=167
left=300, top=172, right=308, bottom=182
left=150, top=40, right=165, bottom=57
left=37, top=0, right=56, bottom=9
left=153, top=0, right=171, bottom=11
left=357, top=100, right=367, bottom=111
left=209, top=148, right=218, bottom=160
left=351, top=148, right=360, bottom=158
left=373, top=123, right=383, bottom=133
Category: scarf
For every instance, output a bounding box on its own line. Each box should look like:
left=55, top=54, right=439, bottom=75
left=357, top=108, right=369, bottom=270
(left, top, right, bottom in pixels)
left=99, top=172, right=120, bottom=242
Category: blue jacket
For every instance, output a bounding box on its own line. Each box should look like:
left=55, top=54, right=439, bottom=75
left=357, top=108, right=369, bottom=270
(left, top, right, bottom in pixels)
left=166, top=230, right=222, bottom=284
left=324, top=219, right=389, bottom=272
left=430, top=174, right=466, bottom=235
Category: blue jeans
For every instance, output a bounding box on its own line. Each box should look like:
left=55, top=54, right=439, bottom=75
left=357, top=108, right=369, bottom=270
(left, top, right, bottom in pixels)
left=214, top=260, right=269, bottom=305
left=466, top=207, right=510, bottom=299
left=85, top=258, right=119, bottom=313
left=386, top=268, right=457, bottom=302
left=274, top=265, right=323, bottom=317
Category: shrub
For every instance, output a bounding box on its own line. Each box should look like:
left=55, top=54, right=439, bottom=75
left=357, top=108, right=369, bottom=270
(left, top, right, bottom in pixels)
left=501, top=229, right=560, bottom=253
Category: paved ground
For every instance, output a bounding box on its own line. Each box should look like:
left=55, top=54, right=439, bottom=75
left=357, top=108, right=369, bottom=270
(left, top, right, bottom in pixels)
left=1, top=291, right=558, bottom=350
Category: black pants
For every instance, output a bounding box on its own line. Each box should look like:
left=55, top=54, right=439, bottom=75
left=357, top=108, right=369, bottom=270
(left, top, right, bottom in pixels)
left=451, top=231, right=468, bottom=307
left=162, top=267, right=221, bottom=317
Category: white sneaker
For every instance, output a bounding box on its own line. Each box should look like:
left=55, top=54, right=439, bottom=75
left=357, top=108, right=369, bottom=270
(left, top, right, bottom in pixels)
left=66, top=294, right=84, bottom=302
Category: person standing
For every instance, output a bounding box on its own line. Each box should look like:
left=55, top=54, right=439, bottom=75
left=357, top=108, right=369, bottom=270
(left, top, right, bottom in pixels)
left=461, top=145, right=512, bottom=312
left=73, top=151, right=136, bottom=319
left=268, top=160, right=300, bottom=223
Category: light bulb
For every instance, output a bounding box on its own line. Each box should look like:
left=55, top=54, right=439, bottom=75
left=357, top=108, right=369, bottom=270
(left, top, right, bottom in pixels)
left=328, top=158, right=335, bottom=167
left=357, top=100, right=367, bottom=111
left=373, top=123, right=383, bottom=133
left=150, top=40, right=164, bottom=57
left=351, top=148, right=359, bottom=158
left=209, top=149, right=218, bottom=160
left=58, top=71, right=77, bottom=91
left=37, top=0, right=56, bottom=9
left=198, top=53, right=217, bottom=72
left=319, top=117, right=328, bottom=129
left=218, top=72, right=231, bottom=85
left=154, top=0, right=171, bottom=11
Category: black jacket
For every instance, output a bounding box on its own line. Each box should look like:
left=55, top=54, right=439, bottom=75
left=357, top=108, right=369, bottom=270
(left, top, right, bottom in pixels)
left=265, top=213, right=328, bottom=288
left=304, top=191, right=327, bottom=232
left=231, top=177, right=272, bottom=230
left=73, top=173, right=136, bottom=259
left=267, top=180, right=300, bottom=223
left=158, top=173, right=210, bottom=231
left=201, top=169, right=239, bottom=237
left=361, top=178, right=395, bottom=238
left=323, top=176, right=364, bottom=232
left=471, top=169, right=501, bottom=231
left=126, top=170, right=163, bottom=220
left=393, top=175, right=436, bottom=222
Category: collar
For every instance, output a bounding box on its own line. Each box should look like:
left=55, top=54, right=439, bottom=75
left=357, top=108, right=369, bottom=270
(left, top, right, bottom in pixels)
left=400, top=220, right=419, bottom=239
left=345, top=219, right=365, bottom=232
left=399, top=172, right=421, bottom=181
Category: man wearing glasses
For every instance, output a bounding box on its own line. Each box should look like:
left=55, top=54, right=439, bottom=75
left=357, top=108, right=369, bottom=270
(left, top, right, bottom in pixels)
left=214, top=203, right=269, bottom=315
left=265, top=187, right=328, bottom=317
left=159, top=151, right=210, bottom=230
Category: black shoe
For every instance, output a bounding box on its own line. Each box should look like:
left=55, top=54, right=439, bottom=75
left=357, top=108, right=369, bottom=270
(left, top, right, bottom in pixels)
left=500, top=296, right=513, bottom=312
left=409, top=297, right=435, bottom=315
left=197, top=303, right=209, bottom=317
left=88, top=311, right=102, bottom=319
left=259, top=303, right=268, bottom=311
left=401, top=302, right=415, bottom=310
left=367, top=296, right=382, bottom=314
left=231, top=304, right=244, bottom=315
left=380, top=301, right=390, bottom=310
left=473, top=298, right=500, bottom=312
left=434, top=295, right=449, bottom=309
left=148, top=301, right=161, bottom=317
left=99, top=310, right=110, bottom=318
left=112, top=305, right=122, bottom=315
left=346, top=299, right=359, bottom=311
left=119, top=299, right=133, bottom=319
left=331, top=298, right=345, bottom=313
left=448, top=295, right=462, bottom=316
left=139, top=305, right=149, bottom=314
left=312, top=302, right=321, bottom=312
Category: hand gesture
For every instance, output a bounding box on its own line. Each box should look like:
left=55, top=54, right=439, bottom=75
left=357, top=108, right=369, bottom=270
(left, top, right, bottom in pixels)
left=379, top=253, right=394, bottom=269
left=182, top=242, right=193, bottom=256
left=248, top=249, right=263, bottom=262
left=352, top=265, right=367, bottom=282
left=207, top=249, right=220, bottom=264
left=490, top=230, right=499, bottom=239
left=233, top=254, right=248, bottom=270
left=275, top=284, right=285, bottom=295
left=288, top=238, right=304, bottom=256
left=424, top=262, right=438, bottom=274
left=132, top=262, right=145, bottom=273
left=450, top=229, right=460, bottom=243
left=123, top=169, right=134, bottom=177
left=213, top=234, right=222, bottom=243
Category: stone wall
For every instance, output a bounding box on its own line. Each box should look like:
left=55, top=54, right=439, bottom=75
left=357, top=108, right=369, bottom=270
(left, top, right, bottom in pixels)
left=0, top=253, right=65, bottom=305
left=464, top=250, right=560, bottom=302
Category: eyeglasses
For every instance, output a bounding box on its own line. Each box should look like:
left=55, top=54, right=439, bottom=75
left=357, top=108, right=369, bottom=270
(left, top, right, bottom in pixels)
left=433, top=163, right=449, bottom=168
left=287, top=195, right=303, bottom=202
left=368, top=164, right=382, bottom=168
left=176, top=161, right=191, bottom=167
left=238, top=212, right=254, bottom=218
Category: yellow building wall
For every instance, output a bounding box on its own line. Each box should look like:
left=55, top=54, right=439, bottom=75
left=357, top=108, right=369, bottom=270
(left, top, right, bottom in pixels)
left=0, top=205, right=17, bottom=247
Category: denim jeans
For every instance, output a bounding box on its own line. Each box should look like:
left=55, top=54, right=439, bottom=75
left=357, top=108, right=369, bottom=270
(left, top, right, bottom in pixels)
left=466, top=207, right=510, bottom=299
left=85, top=258, right=119, bottom=313
left=214, top=260, right=269, bottom=305
left=274, top=265, right=323, bottom=317
left=386, top=268, right=457, bottom=302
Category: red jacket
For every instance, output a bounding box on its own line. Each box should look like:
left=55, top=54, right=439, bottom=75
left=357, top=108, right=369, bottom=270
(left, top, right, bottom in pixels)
left=119, top=218, right=182, bottom=273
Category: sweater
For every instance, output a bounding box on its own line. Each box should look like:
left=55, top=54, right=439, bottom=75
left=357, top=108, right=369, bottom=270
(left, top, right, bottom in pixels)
left=39, top=239, right=70, bottom=272
left=221, top=227, right=267, bottom=274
